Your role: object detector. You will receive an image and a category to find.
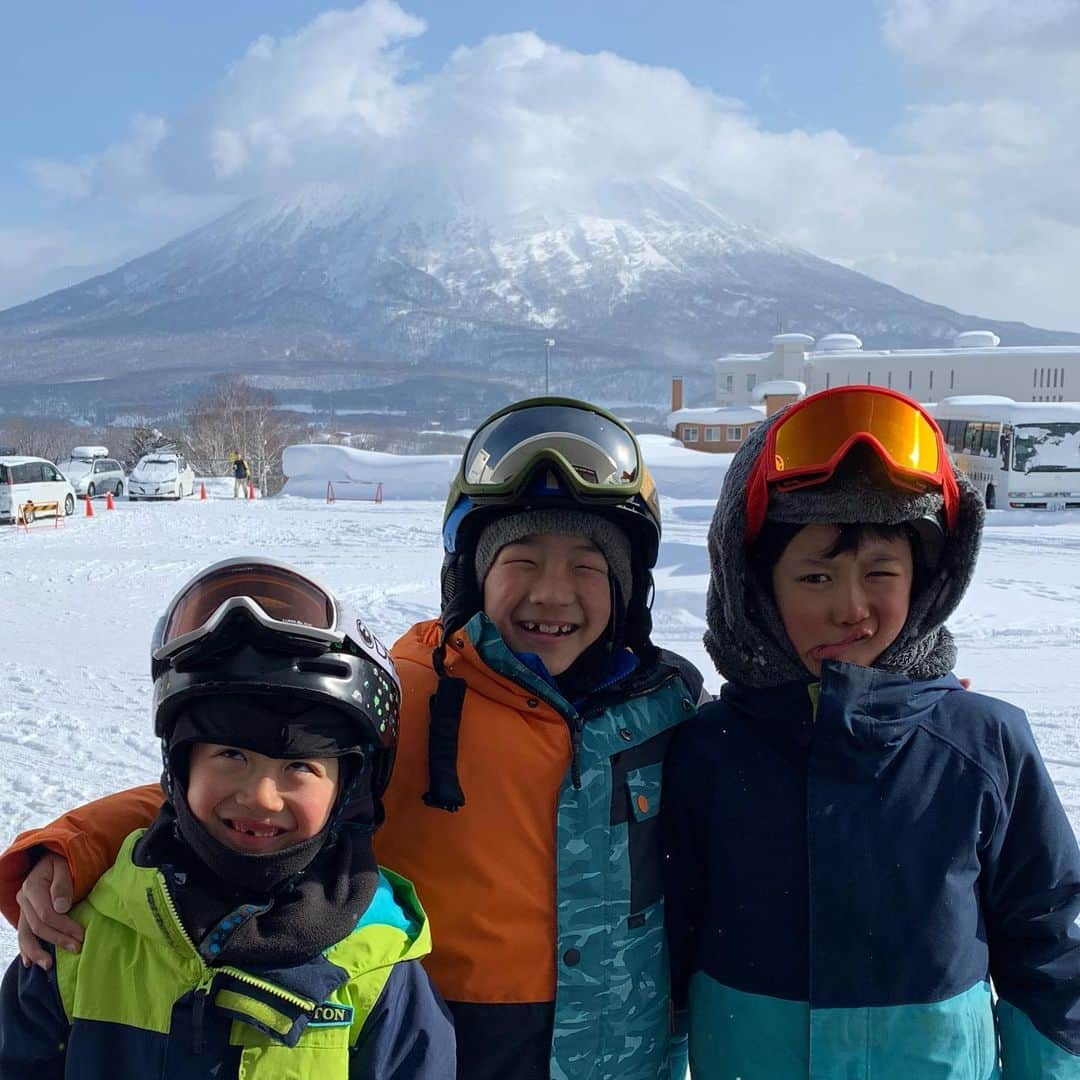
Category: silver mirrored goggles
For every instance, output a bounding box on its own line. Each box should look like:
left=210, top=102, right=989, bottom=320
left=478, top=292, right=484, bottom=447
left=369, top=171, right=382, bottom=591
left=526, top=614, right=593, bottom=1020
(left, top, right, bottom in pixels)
left=460, top=401, right=643, bottom=502
left=151, top=559, right=394, bottom=681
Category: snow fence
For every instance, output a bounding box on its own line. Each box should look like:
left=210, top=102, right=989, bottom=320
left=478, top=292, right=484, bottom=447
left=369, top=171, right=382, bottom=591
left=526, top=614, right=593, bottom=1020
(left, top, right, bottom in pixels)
left=282, top=444, right=458, bottom=501
left=281, top=436, right=731, bottom=503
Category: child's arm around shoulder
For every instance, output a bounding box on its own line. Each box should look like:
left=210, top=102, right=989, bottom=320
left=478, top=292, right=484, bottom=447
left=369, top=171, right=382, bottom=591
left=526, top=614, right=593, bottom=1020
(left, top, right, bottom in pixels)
left=0, top=949, right=68, bottom=1077
left=1, top=783, right=163, bottom=927
left=979, top=699, right=1080, bottom=1071
left=350, top=958, right=456, bottom=1079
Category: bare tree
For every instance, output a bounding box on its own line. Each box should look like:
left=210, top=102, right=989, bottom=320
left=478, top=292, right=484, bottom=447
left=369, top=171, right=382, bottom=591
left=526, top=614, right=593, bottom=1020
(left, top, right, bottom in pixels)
left=183, top=378, right=305, bottom=495
left=0, top=418, right=74, bottom=462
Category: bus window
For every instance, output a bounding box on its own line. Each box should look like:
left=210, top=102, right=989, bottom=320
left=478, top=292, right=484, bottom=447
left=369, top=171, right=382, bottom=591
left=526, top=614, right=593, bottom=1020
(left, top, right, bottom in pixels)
left=1000, top=427, right=1012, bottom=471
left=950, top=420, right=964, bottom=452
left=963, top=422, right=983, bottom=455
left=981, top=422, right=1001, bottom=457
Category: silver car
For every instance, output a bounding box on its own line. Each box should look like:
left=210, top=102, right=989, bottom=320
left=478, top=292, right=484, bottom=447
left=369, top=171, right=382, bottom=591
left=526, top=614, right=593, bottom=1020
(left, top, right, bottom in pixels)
left=58, top=452, right=126, bottom=499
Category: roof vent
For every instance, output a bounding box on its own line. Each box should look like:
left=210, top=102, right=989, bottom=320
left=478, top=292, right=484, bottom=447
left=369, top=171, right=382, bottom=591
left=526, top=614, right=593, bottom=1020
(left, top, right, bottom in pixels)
left=818, top=333, right=863, bottom=352
left=771, top=333, right=815, bottom=349
left=954, top=330, right=1000, bottom=348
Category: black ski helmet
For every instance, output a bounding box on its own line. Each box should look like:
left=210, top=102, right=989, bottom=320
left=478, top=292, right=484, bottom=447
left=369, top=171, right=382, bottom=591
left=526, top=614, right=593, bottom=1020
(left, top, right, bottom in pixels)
left=150, top=557, right=400, bottom=820
left=440, top=395, right=662, bottom=653
left=424, top=397, right=663, bottom=813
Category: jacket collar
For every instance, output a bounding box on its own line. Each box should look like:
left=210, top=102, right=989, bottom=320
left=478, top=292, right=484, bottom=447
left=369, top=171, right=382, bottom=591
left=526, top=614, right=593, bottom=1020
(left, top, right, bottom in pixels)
left=91, top=832, right=431, bottom=1044
left=722, top=662, right=964, bottom=767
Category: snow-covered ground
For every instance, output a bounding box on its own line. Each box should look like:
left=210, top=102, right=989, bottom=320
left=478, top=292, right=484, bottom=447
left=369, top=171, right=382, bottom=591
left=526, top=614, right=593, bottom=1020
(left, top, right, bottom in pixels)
left=1, top=489, right=1079, bottom=964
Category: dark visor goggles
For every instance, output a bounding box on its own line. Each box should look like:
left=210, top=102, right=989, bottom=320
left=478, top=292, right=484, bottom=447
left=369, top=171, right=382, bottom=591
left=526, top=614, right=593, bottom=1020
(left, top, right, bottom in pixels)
left=458, top=398, right=643, bottom=503
left=152, top=558, right=379, bottom=669
left=745, top=386, right=959, bottom=542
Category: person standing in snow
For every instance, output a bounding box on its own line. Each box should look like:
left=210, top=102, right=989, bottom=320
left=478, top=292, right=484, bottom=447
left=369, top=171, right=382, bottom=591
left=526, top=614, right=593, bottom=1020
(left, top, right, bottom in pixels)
left=663, top=384, right=1080, bottom=1077
left=232, top=453, right=250, bottom=498
left=0, top=557, right=454, bottom=1078
left=2, top=398, right=708, bottom=1080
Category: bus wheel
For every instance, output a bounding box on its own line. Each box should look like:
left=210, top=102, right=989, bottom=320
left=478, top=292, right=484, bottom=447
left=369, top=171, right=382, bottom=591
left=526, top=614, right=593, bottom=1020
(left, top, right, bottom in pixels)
left=985, top=485, right=996, bottom=510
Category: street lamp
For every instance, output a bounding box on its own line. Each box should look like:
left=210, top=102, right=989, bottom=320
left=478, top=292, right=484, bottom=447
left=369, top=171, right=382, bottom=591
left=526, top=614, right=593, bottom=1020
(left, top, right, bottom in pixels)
left=544, top=338, right=555, bottom=395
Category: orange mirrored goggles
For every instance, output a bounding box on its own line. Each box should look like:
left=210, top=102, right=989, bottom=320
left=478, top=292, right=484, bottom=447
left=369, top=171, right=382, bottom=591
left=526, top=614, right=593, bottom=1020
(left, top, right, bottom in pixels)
left=745, top=386, right=959, bottom=542
left=156, top=559, right=338, bottom=660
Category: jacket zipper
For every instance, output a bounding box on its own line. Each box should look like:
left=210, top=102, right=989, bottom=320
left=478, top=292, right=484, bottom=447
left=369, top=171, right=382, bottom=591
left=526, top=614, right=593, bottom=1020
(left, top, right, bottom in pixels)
left=191, top=970, right=215, bottom=1053
left=154, top=875, right=315, bottom=1051
left=566, top=669, right=681, bottom=788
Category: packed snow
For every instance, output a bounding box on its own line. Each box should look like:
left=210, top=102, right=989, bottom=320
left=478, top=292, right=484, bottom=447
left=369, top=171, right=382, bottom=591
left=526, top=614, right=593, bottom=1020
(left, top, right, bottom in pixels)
left=1, top=447, right=1079, bottom=965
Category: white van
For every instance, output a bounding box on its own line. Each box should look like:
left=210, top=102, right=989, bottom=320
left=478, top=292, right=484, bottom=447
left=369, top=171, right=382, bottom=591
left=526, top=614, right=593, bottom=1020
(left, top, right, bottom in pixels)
left=0, top=457, right=77, bottom=523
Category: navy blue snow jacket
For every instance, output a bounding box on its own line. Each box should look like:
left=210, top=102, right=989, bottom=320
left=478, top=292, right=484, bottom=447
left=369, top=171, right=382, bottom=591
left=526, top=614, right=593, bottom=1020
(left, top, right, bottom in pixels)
left=664, top=661, right=1080, bottom=1078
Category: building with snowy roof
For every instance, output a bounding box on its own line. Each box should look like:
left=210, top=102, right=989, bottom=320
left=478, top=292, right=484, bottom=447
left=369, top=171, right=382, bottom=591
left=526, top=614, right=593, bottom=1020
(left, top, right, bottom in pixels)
left=665, top=376, right=801, bottom=453
left=713, top=331, right=1080, bottom=406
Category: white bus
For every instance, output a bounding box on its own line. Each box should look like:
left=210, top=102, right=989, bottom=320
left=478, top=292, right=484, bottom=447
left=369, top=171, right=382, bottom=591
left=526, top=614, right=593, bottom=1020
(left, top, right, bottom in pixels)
left=930, top=396, right=1080, bottom=510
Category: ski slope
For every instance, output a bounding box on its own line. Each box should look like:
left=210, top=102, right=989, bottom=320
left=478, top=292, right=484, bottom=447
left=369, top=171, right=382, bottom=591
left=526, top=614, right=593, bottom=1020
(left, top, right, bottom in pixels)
left=1, top=492, right=1079, bottom=963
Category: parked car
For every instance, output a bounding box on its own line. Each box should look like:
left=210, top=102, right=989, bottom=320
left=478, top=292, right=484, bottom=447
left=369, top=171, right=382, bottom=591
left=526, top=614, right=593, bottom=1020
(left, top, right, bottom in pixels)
left=0, top=456, right=77, bottom=523
left=127, top=452, right=196, bottom=501
left=57, top=447, right=126, bottom=499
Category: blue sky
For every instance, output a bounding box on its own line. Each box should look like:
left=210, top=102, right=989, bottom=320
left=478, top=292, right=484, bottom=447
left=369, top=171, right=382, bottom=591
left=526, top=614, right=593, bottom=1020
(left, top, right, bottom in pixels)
left=2, top=1, right=1079, bottom=330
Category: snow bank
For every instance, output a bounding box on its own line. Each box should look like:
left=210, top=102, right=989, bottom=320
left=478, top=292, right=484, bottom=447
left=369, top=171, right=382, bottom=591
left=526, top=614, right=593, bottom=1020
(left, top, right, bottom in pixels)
left=638, top=435, right=732, bottom=500
left=281, top=437, right=731, bottom=503
left=282, top=444, right=458, bottom=501
left=194, top=476, right=245, bottom=499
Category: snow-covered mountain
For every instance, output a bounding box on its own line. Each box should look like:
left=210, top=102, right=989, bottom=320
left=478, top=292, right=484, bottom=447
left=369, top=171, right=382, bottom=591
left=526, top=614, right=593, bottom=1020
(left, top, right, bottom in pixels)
left=1, top=177, right=1075, bottom=418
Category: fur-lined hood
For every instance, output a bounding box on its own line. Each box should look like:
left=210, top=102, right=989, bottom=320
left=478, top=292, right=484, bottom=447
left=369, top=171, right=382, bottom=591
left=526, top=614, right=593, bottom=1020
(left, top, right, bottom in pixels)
left=703, top=409, right=985, bottom=687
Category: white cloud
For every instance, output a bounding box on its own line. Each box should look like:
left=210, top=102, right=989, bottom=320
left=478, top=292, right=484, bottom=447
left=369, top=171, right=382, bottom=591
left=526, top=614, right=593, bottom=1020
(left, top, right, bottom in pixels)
left=8, top=0, right=1080, bottom=330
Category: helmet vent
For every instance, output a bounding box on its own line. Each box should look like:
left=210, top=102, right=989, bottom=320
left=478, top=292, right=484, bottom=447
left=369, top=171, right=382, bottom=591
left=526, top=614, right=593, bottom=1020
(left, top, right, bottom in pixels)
left=295, top=658, right=351, bottom=679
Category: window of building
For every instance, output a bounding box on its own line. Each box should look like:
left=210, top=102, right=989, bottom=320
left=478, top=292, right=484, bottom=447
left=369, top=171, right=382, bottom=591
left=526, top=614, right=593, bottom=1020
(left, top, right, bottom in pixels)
left=887, top=370, right=893, bottom=388
left=1062, top=368, right=1066, bottom=388
left=929, top=370, right=934, bottom=391
left=746, top=374, right=757, bottom=392
left=725, top=374, right=734, bottom=391
left=866, top=370, right=872, bottom=384
left=1053, top=368, right=1058, bottom=388
left=683, top=426, right=699, bottom=443
left=704, top=426, right=721, bottom=442
left=726, top=426, right=743, bottom=441
left=1033, top=368, right=1038, bottom=388
left=908, top=370, right=913, bottom=390
left=1040, top=368, right=1045, bottom=387
left=950, top=369, right=955, bottom=390
left=825, top=372, right=831, bottom=388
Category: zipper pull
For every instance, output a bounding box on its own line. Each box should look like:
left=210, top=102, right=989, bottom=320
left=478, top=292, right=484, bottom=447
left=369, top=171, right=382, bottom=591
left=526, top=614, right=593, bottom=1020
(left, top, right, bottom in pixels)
left=570, top=716, right=584, bottom=790
left=192, top=970, right=215, bottom=1054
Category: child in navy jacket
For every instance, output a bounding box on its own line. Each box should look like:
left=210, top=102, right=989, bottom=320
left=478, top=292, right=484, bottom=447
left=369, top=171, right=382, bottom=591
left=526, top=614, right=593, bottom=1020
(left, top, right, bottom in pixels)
left=664, top=386, right=1080, bottom=1078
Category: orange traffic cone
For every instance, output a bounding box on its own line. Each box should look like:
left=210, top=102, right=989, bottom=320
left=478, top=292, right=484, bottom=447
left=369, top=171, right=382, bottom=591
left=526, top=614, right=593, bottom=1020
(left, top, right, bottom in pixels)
left=200, top=482, right=207, bottom=500
left=248, top=480, right=256, bottom=500
left=84, top=494, right=94, bottom=517
left=105, top=490, right=115, bottom=511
